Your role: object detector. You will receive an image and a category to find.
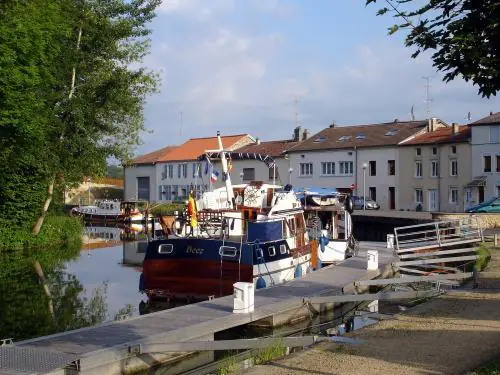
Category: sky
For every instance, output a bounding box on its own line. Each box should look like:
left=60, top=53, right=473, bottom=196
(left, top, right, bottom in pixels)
left=136, top=0, right=500, bottom=155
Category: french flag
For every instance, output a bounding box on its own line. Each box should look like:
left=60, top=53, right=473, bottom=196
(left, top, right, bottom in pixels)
left=210, top=170, right=219, bottom=183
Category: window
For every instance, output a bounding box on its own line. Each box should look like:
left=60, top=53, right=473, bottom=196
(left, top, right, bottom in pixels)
left=490, top=126, right=500, bottom=143
left=339, top=161, right=353, bottom=175
left=497, top=186, right=500, bottom=197
left=137, top=177, right=150, bottom=201
left=450, top=159, right=458, bottom=176
left=268, top=246, right=276, bottom=257
left=415, top=161, right=422, bottom=177
left=484, top=155, right=492, bottom=172
left=465, top=189, right=472, bottom=202
left=300, top=163, right=313, bottom=176
left=369, top=187, right=376, bottom=201
left=416, top=148, right=421, bottom=156
left=192, top=163, right=201, bottom=177
left=177, top=164, right=181, bottom=178
left=168, top=165, right=173, bottom=179
left=432, top=147, right=437, bottom=155
left=242, top=168, right=255, bottom=181
left=497, top=155, right=500, bottom=172
left=369, top=161, right=376, bottom=176
left=321, top=162, right=335, bottom=176
left=182, top=163, right=187, bottom=178
left=431, top=160, right=439, bottom=177
left=451, top=145, right=457, bottom=154
left=280, top=244, right=287, bottom=254
left=415, top=188, right=423, bottom=204
left=356, top=133, right=365, bottom=140
left=268, top=167, right=279, bottom=180
left=449, top=188, right=459, bottom=204
left=388, top=160, right=395, bottom=176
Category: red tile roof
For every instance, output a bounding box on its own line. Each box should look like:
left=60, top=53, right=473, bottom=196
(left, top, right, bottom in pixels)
left=288, top=120, right=430, bottom=152
left=471, top=112, right=500, bottom=126
left=400, top=125, right=471, bottom=145
left=160, top=134, right=252, bottom=162
left=235, top=139, right=300, bottom=157
left=130, top=146, right=178, bottom=165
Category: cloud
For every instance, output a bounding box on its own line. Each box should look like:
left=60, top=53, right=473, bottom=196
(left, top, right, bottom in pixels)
left=136, top=1, right=500, bottom=154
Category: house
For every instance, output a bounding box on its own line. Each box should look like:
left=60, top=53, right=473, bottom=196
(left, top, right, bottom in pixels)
left=124, top=135, right=254, bottom=202
left=218, top=127, right=305, bottom=187
left=398, top=123, right=471, bottom=212
left=286, top=118, right=446, bottom=210
left=469, top=112, right=500, bottom=203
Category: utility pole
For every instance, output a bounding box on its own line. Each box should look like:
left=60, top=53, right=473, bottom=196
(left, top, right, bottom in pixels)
left=422, top=76, right=433, bottom=119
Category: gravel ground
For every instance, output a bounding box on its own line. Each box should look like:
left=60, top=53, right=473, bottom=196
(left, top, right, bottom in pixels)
left=241, top=291, right=500, bottom=375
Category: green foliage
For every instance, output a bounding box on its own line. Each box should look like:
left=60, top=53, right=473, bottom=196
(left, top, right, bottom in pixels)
left=366, top=0, right=500, bottom=97
left=216, top=355, right=238, bottom=375
left=253, top=339, right=287, bottom=365
left=475, top=243, right=491, bottom=272
left=107, top=165, right=124, bottom=179
left=0, top=0, right=160, bottom=235
left=472, top=357, right=500, bottom=375
left=150, top=202, right=186, bottom=216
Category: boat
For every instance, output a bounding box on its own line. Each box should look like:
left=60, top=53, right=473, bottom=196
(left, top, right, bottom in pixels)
left=141, top=133, right=313, bottom=300
left=71, top=200, right=151, bottom=223
left=297, top=187, right=356, bottom=265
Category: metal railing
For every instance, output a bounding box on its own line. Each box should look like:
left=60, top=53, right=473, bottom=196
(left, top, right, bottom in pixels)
left=394, top=216, right=483, bottom=253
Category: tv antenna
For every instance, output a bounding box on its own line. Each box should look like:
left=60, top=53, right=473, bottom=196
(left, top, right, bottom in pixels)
left=422, top=76, right=433, bottom=118
left=294, top=98, right=300, bottom=127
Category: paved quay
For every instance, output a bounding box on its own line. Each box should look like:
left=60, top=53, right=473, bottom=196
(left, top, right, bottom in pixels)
left=0, top=244, right=395, bottom=375
left=241, top=246, right=500, bottom=375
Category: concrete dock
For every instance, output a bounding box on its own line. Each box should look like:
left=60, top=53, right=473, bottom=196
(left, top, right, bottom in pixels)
left=0, top=243, right=395, bottom=375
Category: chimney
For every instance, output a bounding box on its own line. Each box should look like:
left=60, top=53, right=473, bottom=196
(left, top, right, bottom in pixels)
left=452, top=122, right=459, bottom=135
left=256, top=137, right=261, bottom=145
left=393, top=118, right=398, bottom=123
left=302, top=128, right=309, bottom=141
left=293, top=126, right=301, bottom=142
left=428, top=117, right=439, bottom=132
left=329, top=121, right=335, bottom=128
left=490, top=111, right=494, bottom=116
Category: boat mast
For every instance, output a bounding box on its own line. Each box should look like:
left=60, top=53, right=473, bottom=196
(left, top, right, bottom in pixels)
left=217, top=131, right=235, bottom=209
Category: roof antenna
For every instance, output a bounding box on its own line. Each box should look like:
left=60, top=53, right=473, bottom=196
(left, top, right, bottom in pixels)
left=422, top=76, right=433, bottom=119
left=294, top=98, right=300, bottom=128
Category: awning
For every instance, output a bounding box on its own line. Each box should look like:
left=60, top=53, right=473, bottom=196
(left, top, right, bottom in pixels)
left=465, top=176, right=487, bottom=187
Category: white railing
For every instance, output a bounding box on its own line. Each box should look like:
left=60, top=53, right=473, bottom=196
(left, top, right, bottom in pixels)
left=394, top=216, right=483, bottom=253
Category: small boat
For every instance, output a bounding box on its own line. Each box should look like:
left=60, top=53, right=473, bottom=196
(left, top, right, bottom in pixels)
left=71, top=200, right=150, bottom=223
left=140, top=133, right=312, bottom=301
left=298, top=187, right=357, bottom=265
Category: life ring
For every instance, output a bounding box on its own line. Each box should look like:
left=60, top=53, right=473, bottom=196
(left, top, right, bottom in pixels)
left=344, top=196, right=354, bottom=213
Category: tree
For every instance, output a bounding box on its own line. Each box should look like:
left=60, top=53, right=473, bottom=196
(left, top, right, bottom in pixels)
left=366, top=0, right=500, bottom=98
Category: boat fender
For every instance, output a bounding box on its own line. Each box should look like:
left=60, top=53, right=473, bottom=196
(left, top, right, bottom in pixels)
left=319, top=235, right=329, bottom=252
left=256, top=276, right=266, bottom=289
left=139, top=273, right=145, bottom=293
left=344, top=196, right=354, bottom=213
left=294, top=264, right=302, bottom=278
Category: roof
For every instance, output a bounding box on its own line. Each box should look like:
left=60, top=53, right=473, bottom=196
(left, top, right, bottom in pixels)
left=400, top=125, right=471, bottom=145
left=288, top=120, right=429, bottom=152
left=235, top=139, right=300, bottom=157
left=466, top=176, right=487, bottom=187
left=471, top=112, right=500, bottom=126
left=130, top=145, right=178, bottom=165
left=157, top=134, right=253, bottom=162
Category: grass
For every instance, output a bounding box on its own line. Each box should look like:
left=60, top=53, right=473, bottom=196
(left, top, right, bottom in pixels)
left=253, top=339, right=287, bottom=365
left=471, top=358, right=500, bottom=375
left=216, top=354, right=239, bottom=375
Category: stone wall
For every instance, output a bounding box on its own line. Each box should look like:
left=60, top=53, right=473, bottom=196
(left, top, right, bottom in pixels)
left=432, top=213, right=500, bottom=228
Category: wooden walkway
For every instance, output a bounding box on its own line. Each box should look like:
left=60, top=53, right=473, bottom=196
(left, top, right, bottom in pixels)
left=0, top=244, right=395, bottom=375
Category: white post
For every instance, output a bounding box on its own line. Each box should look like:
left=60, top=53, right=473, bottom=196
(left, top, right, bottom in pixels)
left=217, top=131, right=234, bottom=209
left=362, top=163, right=367, bottom=212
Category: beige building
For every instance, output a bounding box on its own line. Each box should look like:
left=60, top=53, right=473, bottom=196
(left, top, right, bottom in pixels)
left=398, top=124, right=472, bottom=212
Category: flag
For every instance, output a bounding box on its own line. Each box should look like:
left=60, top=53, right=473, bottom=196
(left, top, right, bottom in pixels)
left=211, top=170, right=219, bottom=183
left=187, top=188, right=197, bottom=228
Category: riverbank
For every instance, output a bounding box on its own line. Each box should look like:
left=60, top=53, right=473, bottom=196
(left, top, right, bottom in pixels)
left=242, top=245, right=500, bottom=375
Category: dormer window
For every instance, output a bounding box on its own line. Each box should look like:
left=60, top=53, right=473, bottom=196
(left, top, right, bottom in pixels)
left=313, top=136, right=327, bottom=143
left=338, top=135, right=351, bottom=141
left=356, top=133, right=365, bottom=140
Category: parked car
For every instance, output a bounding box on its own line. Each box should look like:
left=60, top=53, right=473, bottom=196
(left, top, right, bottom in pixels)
left=466, top=197, right=500, bottom=213
left=352, top=196, right=380, bottom=210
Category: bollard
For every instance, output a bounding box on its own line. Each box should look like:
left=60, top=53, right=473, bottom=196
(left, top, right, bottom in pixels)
left=233, top=282, right=254, bottom=314
left=367, top=250, right=379, bottom=271
left=386, top=234, right=394, bottom=249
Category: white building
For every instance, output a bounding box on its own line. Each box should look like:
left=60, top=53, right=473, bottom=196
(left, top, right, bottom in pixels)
left=286, top=119, right=443, bottom=210
left=470, top=112, right=500, bottom=202
left=124, top=134, right=254, bottom=202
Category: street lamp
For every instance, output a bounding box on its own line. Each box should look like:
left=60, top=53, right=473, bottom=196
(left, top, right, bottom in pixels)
left=362, top=162, right=368, bottom=212
left=288, top=167, right=293, bottom=185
